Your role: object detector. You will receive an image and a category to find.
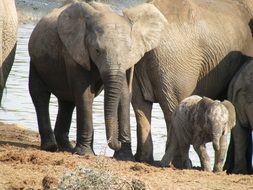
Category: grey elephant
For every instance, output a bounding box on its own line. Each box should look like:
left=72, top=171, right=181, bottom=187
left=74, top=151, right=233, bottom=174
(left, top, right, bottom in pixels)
left=131, top=0, right=253, bottom=164
left=0, top=0, right=18, bottom=104
left=224, top=59, right=253, bottom=174
left=28, top=1, right=167, bottom=159
left=161, top=96, right=236, bottom=172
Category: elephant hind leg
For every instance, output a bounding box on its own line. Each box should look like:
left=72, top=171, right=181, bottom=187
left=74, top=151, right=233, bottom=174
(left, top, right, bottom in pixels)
left=0, top=44, right=17, bottom=104
left=54, top=99, right=75, bottom=152
left=232, top=122, right=250, bottom=174
left=132, top=79, right=153, bottom=162
left=224, top=133, right=234, bottom=173
left=29, top=63, right=57, bottom=152
left=161, top=127, right=178, bottom=167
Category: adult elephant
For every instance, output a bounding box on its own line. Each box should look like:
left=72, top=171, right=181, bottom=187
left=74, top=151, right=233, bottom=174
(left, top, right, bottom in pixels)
left=131, top=0, right=253, bottom=163
left=225, top=59, right=253, bottom=174
left=0, top=0, right=18, bottom=104
left=28, top=2, right=167, bottom=160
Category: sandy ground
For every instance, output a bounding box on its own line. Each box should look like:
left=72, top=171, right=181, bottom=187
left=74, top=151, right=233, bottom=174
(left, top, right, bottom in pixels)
left=0, top=0, right=251, bottom=189
left=1, top=123, right=253, bottom=190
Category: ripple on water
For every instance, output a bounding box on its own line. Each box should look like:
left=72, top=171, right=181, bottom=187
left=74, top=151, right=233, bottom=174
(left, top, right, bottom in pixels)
left=0, top=22, right=215, bottom=166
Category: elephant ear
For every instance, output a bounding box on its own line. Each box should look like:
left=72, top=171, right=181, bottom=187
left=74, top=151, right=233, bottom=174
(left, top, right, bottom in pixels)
left=58, top=2, right=96, bottom=71
left=222, top=100, right=236, bottom=130
left=123, top=3, right=167, bottom=69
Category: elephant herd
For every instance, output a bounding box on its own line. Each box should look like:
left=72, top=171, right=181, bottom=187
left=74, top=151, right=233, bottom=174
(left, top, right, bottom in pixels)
left=1, top=0, right=253, bottom=174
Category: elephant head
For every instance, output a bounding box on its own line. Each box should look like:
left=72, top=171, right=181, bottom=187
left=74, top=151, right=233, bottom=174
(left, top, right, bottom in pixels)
left=57, top=2, right=167, bottom=150
left=198, top=97, right=235, bottom=151
left=211, top=100, right=235, bottom=151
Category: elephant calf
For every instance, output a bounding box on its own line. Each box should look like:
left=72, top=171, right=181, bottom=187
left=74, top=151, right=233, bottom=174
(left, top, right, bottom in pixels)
left=161, top=95, right=236, bottom=172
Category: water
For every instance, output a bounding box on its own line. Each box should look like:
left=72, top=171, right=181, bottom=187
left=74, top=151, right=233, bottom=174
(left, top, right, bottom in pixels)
left=0, top=22, right=216, bottom=167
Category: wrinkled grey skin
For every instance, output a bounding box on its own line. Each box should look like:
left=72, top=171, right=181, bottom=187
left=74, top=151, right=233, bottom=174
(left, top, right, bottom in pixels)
left=0, top=0, right=18, bottom=104
left=225, top=59, right=253, bottom=174
left=161, top=96, right=236, bottom=172
left=132, top=0, right=253, bottom=164
left=28, top=2, right=166, bottom=159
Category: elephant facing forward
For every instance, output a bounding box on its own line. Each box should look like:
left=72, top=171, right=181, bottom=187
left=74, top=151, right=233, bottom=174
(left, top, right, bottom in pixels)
left=28, top=1, right=167, bottom=159
left=225, top=58, right=253, bottom=174
left=0, top=0, right=18, bottom=104
left=161, top=96, right=236, bottom=172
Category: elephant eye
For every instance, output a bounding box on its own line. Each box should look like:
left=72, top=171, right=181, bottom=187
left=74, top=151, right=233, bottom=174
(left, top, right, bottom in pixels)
left=95, top=49, right=101, bottom=56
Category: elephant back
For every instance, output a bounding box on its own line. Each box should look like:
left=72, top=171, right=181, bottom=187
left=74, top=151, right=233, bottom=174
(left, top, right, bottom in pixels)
left=28, top=4, right=70, bottom=59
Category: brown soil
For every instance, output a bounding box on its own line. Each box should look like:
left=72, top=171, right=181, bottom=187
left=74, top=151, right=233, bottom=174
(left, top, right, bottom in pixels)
left=0, top=122, right=252, bottom=189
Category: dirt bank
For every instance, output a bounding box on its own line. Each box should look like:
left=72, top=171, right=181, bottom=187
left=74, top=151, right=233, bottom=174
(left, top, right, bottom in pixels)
left=0, top=122, right=252, bottom=189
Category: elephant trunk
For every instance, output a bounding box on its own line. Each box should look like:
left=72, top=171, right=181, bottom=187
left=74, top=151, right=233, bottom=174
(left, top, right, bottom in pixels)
left=103, top=71, right=125, bottom=151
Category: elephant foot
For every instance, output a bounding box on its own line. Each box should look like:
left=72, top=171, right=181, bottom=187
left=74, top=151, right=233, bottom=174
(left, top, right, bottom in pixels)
left=57, top=141, right=74, bottom=153
left=182, top=158, right=192, bottom=169
left=134, top=152, right=154, bottom=163
left=160, top=159, right=170, bottom=167
left=232, top=167, right=248, bottom=174
left=113, top=143, right=135, bottom=161
left=203, top=164, right=212, bottom=172
left=72, top=145, right=95, bottom=156
left=41, top=139, right=58, bottom=152
left=171, top=156, right=184, bottom=169
left=213, top=166, right=223, bottom=173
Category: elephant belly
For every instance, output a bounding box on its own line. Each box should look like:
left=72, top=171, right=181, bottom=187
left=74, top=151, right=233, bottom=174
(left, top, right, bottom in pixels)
left=32, top=57, right=74, bottom=102
left=193, top=52, right=246, bottom=99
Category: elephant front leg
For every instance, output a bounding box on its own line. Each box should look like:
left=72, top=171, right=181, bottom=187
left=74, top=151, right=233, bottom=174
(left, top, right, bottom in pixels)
left=73, top=87, right=95, bottom=156
left=213, top=134, right=227, bottom=172
left=132, top=79, right=153, bottom=162
left=113, top=77, right=134, bottom=161
left=54, top=99, right=75, bottom=152
left=193, top=143, right=212, bottom=172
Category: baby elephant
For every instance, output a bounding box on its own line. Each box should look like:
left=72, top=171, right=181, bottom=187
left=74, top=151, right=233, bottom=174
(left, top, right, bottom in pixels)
left=161, top=95, right=236, bottom=172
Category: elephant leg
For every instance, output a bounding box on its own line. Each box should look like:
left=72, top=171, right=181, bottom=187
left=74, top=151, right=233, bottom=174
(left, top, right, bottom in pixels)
left=132, top=79, right=153, bottom=162
left=161, top=126, right=178, bottom=167
left=0, top=43, right=17, bottom=104
left=113, top=76, right=134, bottom=161
left=29, top=63, right=57, bottom=152
left=213, top=134, right=227, bottom=172
left=193, top=143, right=212, bottom=172
left=73, top=87, right=95, bottom=156
left=179, top=144, right=192, bottom=169
left=54, top=99, right=75, bottom=152
left=172, top=122, right=192, bottom=169
left=224, top=133, right=234, bottom=173
left=232, top=123, right=250, bottom=174
left=163, top=112, right=185, bottom=168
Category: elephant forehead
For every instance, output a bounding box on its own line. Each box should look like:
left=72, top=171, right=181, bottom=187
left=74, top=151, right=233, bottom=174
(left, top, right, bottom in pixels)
left=95, top=24, right=132, bottom=50
left=104, top=23, right=130, bottom=35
